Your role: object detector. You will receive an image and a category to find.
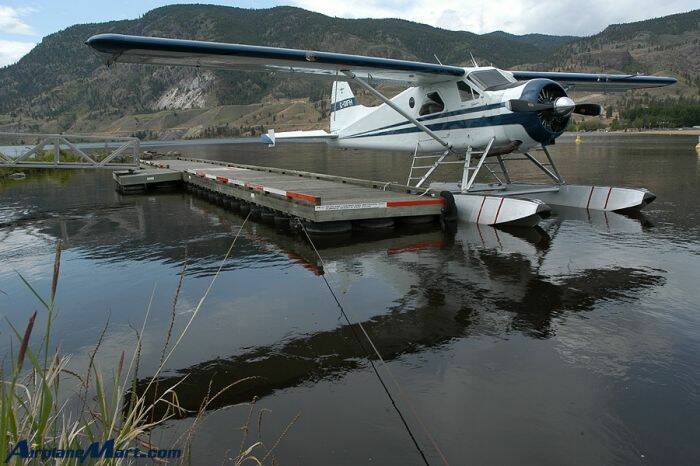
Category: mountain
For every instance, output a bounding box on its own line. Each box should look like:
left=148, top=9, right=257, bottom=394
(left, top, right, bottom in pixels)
left=526, top=9, right=700, bottom=128
left=543, top=10, right=700, bottom=91
left=0, top=5, right=561, bottom=128
left=482, top=31, right=577, bottom=56
left=0, top=5, right=697, bottom=136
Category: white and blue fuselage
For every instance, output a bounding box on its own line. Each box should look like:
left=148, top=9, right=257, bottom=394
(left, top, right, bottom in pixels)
left=324, top=67, right=566, bottom=154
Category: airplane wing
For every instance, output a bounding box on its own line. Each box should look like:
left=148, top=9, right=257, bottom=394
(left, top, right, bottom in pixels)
left=86, top=34, right=465, bottom=85
left=510, top=71, right=676, bottom=92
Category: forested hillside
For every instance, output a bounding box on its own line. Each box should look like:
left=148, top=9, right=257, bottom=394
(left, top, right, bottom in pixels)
left=0, top=5, right=697, bottom=136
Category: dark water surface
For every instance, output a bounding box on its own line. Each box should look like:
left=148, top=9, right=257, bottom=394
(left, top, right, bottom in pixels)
left=1, top=135, right=698, bottom=465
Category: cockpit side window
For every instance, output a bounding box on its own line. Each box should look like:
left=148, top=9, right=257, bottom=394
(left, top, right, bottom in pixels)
left=457, top=80, right=479, bottom=101
left=419, top=91, right=445, bottom=116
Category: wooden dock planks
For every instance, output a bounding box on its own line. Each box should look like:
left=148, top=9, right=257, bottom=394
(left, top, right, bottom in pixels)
left=117, top=157, right=444, bottom=223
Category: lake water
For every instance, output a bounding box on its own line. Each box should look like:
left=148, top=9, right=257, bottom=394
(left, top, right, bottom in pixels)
left=1, top=134, right=698, bottom=465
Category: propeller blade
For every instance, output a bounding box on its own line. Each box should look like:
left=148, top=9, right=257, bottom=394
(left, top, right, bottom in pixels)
left=573, top=103, right=603, bottom=116
left=506, top=99, right=553, bottom=113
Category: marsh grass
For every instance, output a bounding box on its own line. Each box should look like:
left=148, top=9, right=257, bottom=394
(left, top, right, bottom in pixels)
left=1, top=219, right=299, bottom=464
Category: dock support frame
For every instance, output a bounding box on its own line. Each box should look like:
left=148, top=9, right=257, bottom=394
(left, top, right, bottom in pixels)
left=0, top=132, right=140, bottom=169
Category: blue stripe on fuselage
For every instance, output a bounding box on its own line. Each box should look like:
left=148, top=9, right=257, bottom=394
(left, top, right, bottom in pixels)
left=345, top=102, right=504, bottom=138
left=344, top=111, right=538, bottom=140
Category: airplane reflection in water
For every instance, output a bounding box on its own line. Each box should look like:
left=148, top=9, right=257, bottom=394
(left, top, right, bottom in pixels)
left=43, top=194, right=658, bottom=420
left=134, top=263, right=661, bottom=419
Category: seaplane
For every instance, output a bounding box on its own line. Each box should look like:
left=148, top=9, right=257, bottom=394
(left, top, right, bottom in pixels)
left=86, top=33, right=676, bottom=227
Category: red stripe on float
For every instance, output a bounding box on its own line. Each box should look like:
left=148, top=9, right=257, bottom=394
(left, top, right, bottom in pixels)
left=603, top=187, right=613, bottom=209
left=494, top=197, right=505, bottom=224
left=386, top=199, right=444, bottom=208
left=476, top=196, right=487, bottom=223
left=586, top=186, right=595, bottom=209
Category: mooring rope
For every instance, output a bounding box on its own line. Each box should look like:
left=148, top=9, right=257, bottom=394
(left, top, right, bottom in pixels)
left=298, top=221, right=450, bottom=466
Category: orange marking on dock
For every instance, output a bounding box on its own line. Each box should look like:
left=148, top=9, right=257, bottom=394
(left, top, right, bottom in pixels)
left=245, top=182, right=264, bottom=191
left=386, top=199, right=444, bottom=208
left=287, top=191, right=320, bottom=205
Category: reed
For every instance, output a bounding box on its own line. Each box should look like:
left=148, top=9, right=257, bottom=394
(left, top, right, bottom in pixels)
left=1, top=221, right=297, bottom=465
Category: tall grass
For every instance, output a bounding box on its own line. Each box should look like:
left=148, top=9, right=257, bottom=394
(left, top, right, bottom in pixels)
left=1, top=226, right=298, bottom=464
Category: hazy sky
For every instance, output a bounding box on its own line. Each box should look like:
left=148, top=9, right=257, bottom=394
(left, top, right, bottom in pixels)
left=0, top=0, right=696, bottom=66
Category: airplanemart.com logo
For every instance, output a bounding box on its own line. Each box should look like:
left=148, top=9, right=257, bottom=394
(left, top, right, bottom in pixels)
left=5, top=439, right=181, bottom=462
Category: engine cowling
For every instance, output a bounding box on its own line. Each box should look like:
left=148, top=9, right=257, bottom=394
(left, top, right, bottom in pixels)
left=508, top=78, right=572, bottom=146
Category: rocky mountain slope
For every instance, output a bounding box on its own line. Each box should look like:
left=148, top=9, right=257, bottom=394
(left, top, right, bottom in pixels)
left=0, top=5, right=697, bottom=136
left=526, top=10, right=700, bottom=96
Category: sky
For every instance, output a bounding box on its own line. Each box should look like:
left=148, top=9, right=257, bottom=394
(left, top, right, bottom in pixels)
left=0, top=0, right=697, bottom=67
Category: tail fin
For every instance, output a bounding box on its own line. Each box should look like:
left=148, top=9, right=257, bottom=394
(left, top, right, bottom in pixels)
left=330, top=81, right=368, bottom=133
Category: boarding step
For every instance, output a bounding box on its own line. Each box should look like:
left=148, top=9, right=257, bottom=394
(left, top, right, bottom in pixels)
left=460, top=137, right=496, bottom=193
left=407, top=137, right=500, bottom=190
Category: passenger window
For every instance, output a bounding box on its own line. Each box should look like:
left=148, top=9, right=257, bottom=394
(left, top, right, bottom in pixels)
left=419, top=92, right=445, bottom=116
left=457, top=81, right=478, bottom=101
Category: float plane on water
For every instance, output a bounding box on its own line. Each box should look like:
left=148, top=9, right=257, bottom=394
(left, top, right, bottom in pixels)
left=87, top=34, right=676, bottom=227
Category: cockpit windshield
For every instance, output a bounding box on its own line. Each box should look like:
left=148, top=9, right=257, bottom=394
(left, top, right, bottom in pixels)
left=468, top=69, right=515, bottom=91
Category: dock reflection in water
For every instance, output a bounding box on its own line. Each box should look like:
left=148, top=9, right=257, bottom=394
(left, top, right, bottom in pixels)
left=1, top=136, right=699, bottom=465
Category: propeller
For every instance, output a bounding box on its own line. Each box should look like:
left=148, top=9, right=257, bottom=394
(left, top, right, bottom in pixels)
left=507, top=98, right=603, bottom=116
left=506, top=100, right=553, bottom=113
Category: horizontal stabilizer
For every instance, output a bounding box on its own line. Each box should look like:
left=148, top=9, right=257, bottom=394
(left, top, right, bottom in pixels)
left=261, top=129, right=337, bottom=147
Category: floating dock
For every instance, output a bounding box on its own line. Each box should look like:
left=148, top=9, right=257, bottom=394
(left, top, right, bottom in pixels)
left=114, top=157, right=447, bottom=230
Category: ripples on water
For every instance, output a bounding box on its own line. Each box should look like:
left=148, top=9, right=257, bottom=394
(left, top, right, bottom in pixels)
left=0, top=135, right=698, bottom=465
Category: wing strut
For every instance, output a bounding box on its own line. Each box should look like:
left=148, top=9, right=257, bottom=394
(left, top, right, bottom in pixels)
left=342, top=71, right=450, bottom=149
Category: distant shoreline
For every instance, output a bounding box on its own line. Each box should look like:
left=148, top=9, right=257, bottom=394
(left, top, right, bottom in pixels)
left=562, top=128, right=700, bottom=137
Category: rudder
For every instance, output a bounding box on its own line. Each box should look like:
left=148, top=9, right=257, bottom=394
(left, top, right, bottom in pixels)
left=330, top=81, right=367, bottom=133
